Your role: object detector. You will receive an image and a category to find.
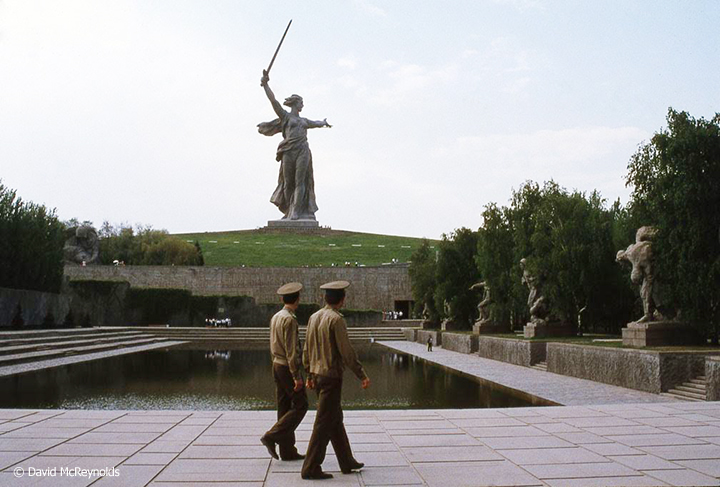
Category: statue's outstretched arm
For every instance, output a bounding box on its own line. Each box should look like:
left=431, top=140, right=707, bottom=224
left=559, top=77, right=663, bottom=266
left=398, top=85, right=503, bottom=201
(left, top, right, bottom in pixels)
left=261, top=70, right=286, bottom=119
left=306, top=118, right=332, bottom=129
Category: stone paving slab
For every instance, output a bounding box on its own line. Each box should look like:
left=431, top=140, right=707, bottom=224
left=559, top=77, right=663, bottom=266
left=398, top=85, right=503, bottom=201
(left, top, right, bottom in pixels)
left=379, top=341, right=681, bottom=406
left=0, top=403, right=718, bottom=486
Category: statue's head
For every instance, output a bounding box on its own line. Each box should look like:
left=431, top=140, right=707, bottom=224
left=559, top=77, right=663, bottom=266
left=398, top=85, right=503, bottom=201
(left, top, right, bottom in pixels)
left=76, top=225, right=98, bottom=249
left=636, top=226, right=656, bottom=243
left=283, top=94, right=304, bottom=111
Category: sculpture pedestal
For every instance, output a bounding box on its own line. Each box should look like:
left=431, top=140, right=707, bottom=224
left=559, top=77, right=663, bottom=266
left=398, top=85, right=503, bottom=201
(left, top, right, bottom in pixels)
left=622, top=321, right=699, bottom=347
left=524, top=321, right=574, bottom=339
left=473, top=321, right=507, bottom=335
left=267, top=219, right=319, bottom=229
left=421, top=320, right=437, bottom=330
left=441, top=320, right=463, bottom=331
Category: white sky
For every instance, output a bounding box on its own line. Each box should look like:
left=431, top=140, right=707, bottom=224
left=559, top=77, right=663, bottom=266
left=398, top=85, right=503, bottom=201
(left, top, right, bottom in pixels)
left=1, top=0, right=719, bottom=239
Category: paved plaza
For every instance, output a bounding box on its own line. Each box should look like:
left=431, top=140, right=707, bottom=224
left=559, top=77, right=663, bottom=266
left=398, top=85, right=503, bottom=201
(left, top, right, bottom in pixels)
left=1, top=342, right=719, bottom=486
left=378, top=342, right=681, bottom=406
left=1, top=402, right=720, bottom=486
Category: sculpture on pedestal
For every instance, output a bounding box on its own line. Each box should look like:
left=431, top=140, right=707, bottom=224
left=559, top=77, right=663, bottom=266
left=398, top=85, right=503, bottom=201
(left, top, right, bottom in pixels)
left=616, top=226, right=663, bottom=323
left=520, top=258, right=548, bottom=327
left=470, top=281, right=493, bottom=323
left=616, top=226, right=695, bottom=347
left=440, top=299, right=461, bottom=331
left=63, top=225, right=100, bottom=265
left=256, top=22, right=330, bottom=222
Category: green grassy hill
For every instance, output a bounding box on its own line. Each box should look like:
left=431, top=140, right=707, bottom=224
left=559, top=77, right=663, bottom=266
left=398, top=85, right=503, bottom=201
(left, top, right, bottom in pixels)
left=174, top=228, right=438, bottom=267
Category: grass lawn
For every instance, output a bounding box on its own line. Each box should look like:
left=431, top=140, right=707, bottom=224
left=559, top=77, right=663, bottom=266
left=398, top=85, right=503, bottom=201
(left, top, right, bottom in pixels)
left=174, top=228, right=438, bottom=267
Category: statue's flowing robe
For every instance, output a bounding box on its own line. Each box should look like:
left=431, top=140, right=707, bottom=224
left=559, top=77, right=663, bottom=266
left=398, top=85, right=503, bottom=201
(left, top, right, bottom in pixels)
left=258, top=117, right=318, bottom=219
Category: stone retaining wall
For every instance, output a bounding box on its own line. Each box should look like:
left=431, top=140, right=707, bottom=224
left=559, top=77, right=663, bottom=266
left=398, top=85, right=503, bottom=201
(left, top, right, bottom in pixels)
left=65, top=265, right=411, bottom=311
left=403, top=328, right=417, bottom=342
left=416, top=330, right=442, bottom=347
left=0, top=287, right=70, bottom=328
left=547, top=343, right=720, bottom=394
left=707, top=356, right=720, bottom=401
left=477, top=336, right=546, bottom=367
left=441, top=333, right=479, bottom=354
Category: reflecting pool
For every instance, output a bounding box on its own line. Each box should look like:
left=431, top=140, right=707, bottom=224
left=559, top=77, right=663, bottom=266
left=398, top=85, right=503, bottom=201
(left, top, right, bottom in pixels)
left=0, top=343, right=535, bottom=410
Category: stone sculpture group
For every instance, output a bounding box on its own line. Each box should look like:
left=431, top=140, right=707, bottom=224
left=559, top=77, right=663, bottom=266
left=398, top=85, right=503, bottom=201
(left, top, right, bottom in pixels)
left=63, top=225, right=100, bottom=265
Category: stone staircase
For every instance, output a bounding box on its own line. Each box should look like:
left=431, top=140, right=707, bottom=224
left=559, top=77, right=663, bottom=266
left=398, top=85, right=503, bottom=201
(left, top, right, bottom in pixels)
left=661, top=375, right=707, bottom=402
left=0, top=328, right=186, bottom=373
left=123, top=326, right=407, bottom=342
left=0, top=326, right=406, bottom=375
left=530, top=361, right=548, bottom=371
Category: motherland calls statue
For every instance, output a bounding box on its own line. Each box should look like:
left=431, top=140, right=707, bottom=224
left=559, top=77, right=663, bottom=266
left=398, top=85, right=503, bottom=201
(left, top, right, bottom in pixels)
left=63, top=225, right=100, bottom=265
left=258, top=71, right=330, bottom=221
left=616, top=226, right=663, bottom=323
left=256, top=22, right=330, bottom=224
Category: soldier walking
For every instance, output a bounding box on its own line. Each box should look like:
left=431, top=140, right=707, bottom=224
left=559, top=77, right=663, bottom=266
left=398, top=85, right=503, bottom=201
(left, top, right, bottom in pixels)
left=261, top=282, right=308, bottom=461
left=301, top=281, right=370, bottom=480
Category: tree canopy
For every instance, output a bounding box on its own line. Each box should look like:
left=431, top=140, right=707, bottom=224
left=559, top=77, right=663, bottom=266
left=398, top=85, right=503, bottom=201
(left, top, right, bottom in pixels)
left=0, top=181, right=64, bottom=293
left=626, top=108, right=720, bottom=342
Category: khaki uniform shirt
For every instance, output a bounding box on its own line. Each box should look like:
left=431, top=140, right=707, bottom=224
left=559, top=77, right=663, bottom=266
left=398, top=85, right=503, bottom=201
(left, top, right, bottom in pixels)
left=270, top=307, right=303, bottom=380
left=303, top=305, right=367, bottom=380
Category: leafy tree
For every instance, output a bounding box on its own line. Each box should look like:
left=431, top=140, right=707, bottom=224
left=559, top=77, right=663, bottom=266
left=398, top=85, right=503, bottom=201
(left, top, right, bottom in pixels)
left=476, top=203, right=517, bottom=327
left=143, top=236, right=204, bottom=265
left=529, top=183, right=632, bottom=332
left=409, top=239, right=438, bottom=321
left=98, top=222, right=203, bottom=266
left=0, top=181, right=64, bottom=292
left=626, top=108, right=720, bottom=343
left=434, top=228, right=480, bottom=329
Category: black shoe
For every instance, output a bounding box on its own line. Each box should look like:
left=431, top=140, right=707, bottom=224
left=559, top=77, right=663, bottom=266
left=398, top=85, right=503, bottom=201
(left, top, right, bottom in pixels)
left=341, top=461, right=364, bottom=474
left=282, top=453, right=305, bottom=461
left=260, top=436, right=279, bottom=460
left=301, top=471, right=333, bottom=480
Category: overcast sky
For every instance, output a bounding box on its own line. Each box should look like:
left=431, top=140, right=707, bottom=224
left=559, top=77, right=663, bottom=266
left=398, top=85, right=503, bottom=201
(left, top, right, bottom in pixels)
left=1, top=1, right=719, bottom=239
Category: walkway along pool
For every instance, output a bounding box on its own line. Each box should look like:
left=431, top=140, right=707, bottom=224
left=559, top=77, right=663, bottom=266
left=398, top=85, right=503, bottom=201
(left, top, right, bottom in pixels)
left=0, top=343, right=541, bottom=410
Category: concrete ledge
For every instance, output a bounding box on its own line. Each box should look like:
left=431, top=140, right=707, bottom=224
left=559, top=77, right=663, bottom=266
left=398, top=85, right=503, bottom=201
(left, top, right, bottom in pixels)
left=547, top=343, right=720, bottom=394
left=403, top=328, right=417, bottom=342
left=416, top=330, right=441, bottom=347
left=477, top=336, right=546, bottom=367
left=441, top=332, right=478, bottom=354
left=443, top=332, right=478, bottom=353
left=708, top=356, right=720, bottom=401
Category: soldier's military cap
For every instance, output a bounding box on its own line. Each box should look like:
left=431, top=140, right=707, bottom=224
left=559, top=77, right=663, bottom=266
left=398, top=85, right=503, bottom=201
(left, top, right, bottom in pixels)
left=276, top=282, right=303, bottom=295
left=320, top=280, right=350, bottom=290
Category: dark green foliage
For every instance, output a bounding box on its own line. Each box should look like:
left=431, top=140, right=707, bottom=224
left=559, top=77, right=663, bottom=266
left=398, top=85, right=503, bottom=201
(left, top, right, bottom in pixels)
left=476, top=182, right=634, bottom=334
left=194, top=241, right=205, bottom=266
left=127, top=288, right=194, bottom=324
left=527, top=183, right=632, bottom=332
left=626, top=108, right=720, bottom=343
left=409, top=239, right=438, bottom=321
left=98, top=222, right=203, bottom=266
left=477, top=204, right=517, bottom=327
left=0, top=181, right=64, bottom=292
left=434, top=228, right=481, bottom=329
left=42, top=312, right=55, bottom=328
left=69, top=279, right=122, bottom=297
left=11, top=305, right=23, bottom=330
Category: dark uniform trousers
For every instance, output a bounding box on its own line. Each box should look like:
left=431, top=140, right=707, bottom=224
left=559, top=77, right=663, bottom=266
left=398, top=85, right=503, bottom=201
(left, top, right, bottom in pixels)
left=264, top=364, right=308, bottom=459
left=301, top=375, right=356, bottom=476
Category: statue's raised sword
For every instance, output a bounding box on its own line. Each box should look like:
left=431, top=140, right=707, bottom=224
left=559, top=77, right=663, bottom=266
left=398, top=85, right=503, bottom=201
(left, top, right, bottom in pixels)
left=264, top=20, right=292, bottom=77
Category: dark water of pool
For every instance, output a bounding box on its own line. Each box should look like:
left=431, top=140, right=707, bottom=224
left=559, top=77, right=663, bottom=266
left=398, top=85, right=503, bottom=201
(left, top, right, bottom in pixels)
left=0, top=344, right=534, bottom=410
